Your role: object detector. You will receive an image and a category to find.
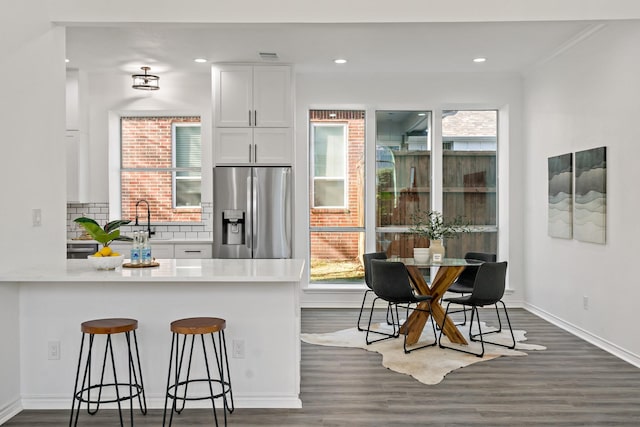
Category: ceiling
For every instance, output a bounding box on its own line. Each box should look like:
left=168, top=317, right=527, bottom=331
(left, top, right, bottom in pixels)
left=65, top=21, right=598, bottom=75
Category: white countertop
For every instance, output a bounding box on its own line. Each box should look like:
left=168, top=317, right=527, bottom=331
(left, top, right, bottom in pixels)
left=67, top=239, right=212, bottom=245
left=1, top=258, right=305, bottom=283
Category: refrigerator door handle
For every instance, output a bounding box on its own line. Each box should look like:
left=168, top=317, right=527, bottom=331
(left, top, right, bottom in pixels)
left=252, top=169, right=259, bottom=253
left=246, top=175, right=252, bottom=250
left=281, top=169, right=292, bottom=257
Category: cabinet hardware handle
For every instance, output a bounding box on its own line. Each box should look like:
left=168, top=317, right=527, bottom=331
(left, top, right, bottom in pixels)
left=184, top=250, right=202, bottom=253
left=248, top=110, right=252, bottom=126
left=254, top=110, right=257, bottom=126
left=249, top=144, right=252, bottom=162
left=254, top=144, right=257, bottom=163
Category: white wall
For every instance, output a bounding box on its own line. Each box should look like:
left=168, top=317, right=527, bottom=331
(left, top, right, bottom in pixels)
left=0, top=284, right=20, bottom=423
left=523, top=21, right=640, bottom=363
left=85, top=70, right=213, bottom=203
left=0, top=1, right=66, bottom=420
left=47, top=0, right=640, bottom=24
left=295, top=72, right=524, bottom=307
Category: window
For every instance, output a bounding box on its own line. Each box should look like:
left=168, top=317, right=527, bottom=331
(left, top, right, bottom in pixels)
left=374, top=109, right=498, bottom=259
left=311, top=123, right=347, bottom=208
left=121, top=116, right=201, bottom=223
left=309, top=110, right=365, bottom=284
left=442, top=110, right=498, bottom=258
left=375, top=110, right=432, bottom=257
left=173, top=123, right=202, bottom=208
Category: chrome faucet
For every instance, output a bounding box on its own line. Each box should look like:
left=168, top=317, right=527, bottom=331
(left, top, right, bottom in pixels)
left=134, top=199, right=154, bottom=237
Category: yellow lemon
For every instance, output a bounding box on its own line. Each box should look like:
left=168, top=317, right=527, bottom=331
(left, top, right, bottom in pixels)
left=111, top=252, right=120, bottom=257
left=99, top=246, right=112, bottom=256
left=93, top=251, right=103, bottom=257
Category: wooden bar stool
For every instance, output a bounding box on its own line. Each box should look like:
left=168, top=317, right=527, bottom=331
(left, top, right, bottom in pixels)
left=69, top=318, right=147, bottom=426
left=163, top=317, right=234, bottom=426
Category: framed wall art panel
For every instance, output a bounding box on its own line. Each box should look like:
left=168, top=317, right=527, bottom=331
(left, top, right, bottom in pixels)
left=573, top=146, right=607, bottom=244
left=548, top=153, right=573, bottom=239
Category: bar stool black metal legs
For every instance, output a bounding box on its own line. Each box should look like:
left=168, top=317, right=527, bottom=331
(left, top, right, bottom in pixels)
left=69, top=318, right=147, bottom=426
left=163, top=317, right=234, bottom=426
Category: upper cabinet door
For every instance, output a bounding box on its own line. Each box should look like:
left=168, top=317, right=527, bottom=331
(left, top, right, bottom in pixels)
left=215, top=65, right=253, bottom=127
left=252, top=66, right=291, bottom=128
left=214, top=65, right=291, bottom=128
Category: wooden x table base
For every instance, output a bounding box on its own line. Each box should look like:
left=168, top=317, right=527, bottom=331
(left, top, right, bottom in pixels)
left=400, top=264, right=469, bottom=346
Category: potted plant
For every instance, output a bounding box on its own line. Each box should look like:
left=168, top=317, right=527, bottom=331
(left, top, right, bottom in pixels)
left=74, top=217, right=132, bottom=269
left=408, top=209, right=470, bottom=262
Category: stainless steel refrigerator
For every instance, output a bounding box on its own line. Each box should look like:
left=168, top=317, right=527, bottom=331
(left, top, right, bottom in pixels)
left=213, top=166, right=292, bottom=259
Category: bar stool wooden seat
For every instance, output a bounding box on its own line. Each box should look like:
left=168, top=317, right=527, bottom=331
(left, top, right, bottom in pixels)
left=163, top=317, right=234, bottom=426
left=70, top=318, right=147, bottom=426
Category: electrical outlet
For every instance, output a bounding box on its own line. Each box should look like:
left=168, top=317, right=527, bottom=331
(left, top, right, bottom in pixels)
left=232, top=340, right=245, bottom=359
left=48, top=341, right=60, bottom=360
left=583, top=296, right=589, bottom=310
left=32, top=209, right=42, bottom=227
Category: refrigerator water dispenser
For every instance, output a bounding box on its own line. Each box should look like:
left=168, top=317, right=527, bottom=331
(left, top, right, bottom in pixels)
left=222, top=210, right=245, bottom=245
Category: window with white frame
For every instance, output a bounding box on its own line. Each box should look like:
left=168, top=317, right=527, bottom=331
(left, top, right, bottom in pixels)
left=173, top=123, right=202, bottom=208
left=311, top=123, right=347, bottom=208
left=120, top=116, right=201, bottom=223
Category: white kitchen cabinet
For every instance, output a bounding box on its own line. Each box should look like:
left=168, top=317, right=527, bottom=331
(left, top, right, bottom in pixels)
left=174, top=244, right=212, bottom=259
left=66, top=130, right=89, bottom=203
left=214, top=65, right=291, bottom=128
left=215, top=127, right=292, bottom=165
left=110, top=242, right=212, bottom=259
left=151, top=244, right=175, bottom=259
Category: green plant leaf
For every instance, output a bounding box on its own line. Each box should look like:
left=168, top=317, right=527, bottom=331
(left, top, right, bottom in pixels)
left=74, top=217, right=100, bottom=227
left=105, top=220, right=131, bottom=233
left=74, top=216, right=131, bottom=246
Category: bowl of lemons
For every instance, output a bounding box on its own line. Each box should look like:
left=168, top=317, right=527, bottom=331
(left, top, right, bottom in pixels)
left=87, top=246, right=124, bottom=270
left=73, top=216, right=132, bottom=270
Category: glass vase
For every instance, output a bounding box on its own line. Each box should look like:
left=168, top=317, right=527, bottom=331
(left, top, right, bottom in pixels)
left=429, top=239, right=445, bottom=263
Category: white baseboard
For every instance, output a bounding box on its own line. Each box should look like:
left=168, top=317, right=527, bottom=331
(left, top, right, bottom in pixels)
left=524, top=302, right=640, bottom=368
left=0, top=399, right=22, bottom=425
left=301, top=286, right=523, bottom=309
left=20, top=394, right=301, bottom=411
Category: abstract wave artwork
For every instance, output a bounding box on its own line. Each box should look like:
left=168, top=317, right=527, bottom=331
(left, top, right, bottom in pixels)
left=574, top=147, right=607, bottom=244
left=548, top=153, right=573, bottom=239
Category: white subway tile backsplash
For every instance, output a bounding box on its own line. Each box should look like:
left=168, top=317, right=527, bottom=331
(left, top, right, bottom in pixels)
left=67, top=202, right=213, bottom=241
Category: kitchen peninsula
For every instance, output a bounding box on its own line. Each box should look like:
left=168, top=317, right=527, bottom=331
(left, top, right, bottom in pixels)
left=0, top=258, right=305, bottom=414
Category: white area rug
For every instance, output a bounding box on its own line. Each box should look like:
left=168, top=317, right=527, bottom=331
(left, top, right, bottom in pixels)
left=301, top=321, right=545, bottom=385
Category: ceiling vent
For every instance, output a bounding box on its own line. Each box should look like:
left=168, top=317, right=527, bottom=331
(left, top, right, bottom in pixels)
left=259, top=52, right=279, bottom=61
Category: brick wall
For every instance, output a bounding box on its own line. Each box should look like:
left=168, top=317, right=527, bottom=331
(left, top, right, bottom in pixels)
left=310, top=110, right=364, bottom=261
left=121, top=116, right=201, bottom=223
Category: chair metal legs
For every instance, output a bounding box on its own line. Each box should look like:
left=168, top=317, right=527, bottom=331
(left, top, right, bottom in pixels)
left=438, top=301, right=515, bottom=358
left=401, top=302, right=438, bottom=354
left=365, top=297, right=437, bottom=353
left=357, top=290, right=397, bottom=331
left=365, top=297, right=401, bottom=344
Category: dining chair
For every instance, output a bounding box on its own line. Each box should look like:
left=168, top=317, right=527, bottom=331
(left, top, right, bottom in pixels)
left=357, top=252, right=399, bottom=335
left=367, top=259, right=437, bottom=353
left=438, top=261, right=515, bottom=357
left=447, top=252, right=497, bottom=326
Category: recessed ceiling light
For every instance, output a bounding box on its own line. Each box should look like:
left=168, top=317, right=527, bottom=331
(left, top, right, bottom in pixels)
left=418, top=113, right=426, bottom=116
left=194, top=58, right=207, bottom=63
left=334, top=58, right=347, bottom=64
left=473, top=57, right=487, bottom=63
left=65, top=58, right=70, bottom=63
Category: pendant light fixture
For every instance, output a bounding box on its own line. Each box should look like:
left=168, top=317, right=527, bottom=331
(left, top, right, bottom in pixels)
left=132, top=66, right=159, bottom=90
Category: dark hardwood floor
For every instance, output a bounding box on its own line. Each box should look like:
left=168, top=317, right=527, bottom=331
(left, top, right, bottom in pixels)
left=6, top=308, right=640, bottom=426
